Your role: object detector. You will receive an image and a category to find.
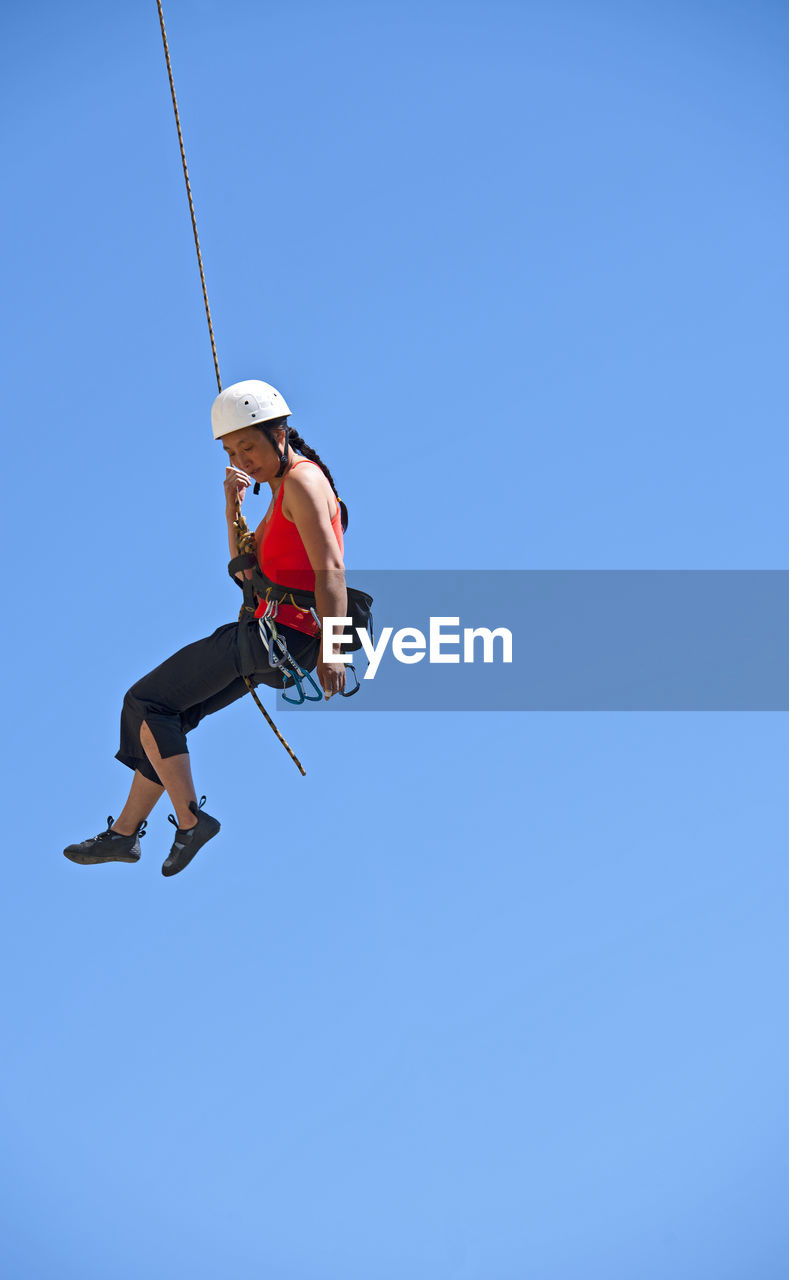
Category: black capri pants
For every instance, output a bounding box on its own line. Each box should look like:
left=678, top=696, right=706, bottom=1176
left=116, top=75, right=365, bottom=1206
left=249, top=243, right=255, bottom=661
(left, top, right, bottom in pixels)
left=116, top=617, right=320, bottom=784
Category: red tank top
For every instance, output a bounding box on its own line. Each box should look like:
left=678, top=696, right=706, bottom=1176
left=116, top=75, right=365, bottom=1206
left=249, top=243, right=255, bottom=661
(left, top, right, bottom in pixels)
left=254, top=458, right=344, bottom=595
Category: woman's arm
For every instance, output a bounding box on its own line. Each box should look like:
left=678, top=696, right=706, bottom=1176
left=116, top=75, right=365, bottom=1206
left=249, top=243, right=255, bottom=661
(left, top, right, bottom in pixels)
left=284, top=468, right=348, bottom=698
left=224, top=466, right=253, bottom=580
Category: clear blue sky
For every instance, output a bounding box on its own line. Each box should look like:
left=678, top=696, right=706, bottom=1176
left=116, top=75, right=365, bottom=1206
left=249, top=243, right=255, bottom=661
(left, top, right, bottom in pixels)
left=2, top=1, right=789, bottom=1276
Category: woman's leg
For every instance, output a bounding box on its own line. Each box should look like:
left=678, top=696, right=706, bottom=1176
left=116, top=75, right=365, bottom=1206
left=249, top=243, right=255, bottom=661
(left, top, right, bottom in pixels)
left=115, top=621, right=317, bottom=833
left=139, top=723, right=197, bottom=829
left=117, top=623, right=244, bottom=788
left=63, top=767, right=160, bottom=864
left=111, top=770, right=165, bottom=836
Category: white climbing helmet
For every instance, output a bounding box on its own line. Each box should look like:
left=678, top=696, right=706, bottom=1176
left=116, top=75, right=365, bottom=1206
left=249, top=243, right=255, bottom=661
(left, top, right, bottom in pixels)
left=211, top=379, right=292, bottom=440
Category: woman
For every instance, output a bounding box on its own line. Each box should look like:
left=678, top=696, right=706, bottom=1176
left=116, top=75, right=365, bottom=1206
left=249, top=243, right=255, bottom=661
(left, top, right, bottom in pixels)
left=64, top=379, right=348, bottom=877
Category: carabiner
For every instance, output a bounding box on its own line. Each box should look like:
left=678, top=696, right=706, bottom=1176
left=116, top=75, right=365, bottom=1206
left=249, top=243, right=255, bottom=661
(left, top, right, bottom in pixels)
left=340, top=664, right=361, bottom=697
left=296, top=666, right=324, bottom=702
left=281, top=671, right=306, bottom=705
left=260, top=616, right=292, bottom=671
left=281, top=663, right=323, bottom=704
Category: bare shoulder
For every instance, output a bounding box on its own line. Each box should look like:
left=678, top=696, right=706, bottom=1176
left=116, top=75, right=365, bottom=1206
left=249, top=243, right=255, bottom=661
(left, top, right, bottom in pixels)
left=287, top=460, right=326, bottom=493
left=282, top=460, right=333, bottom=519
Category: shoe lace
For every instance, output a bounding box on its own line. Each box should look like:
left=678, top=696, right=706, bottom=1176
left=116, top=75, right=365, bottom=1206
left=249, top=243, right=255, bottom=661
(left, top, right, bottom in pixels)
left=168, top=796, right=206, bottom=829
left=93, top=817, right=146, bottom=840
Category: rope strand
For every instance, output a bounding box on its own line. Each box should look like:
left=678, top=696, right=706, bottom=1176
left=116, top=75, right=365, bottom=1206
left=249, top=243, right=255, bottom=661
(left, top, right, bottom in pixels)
left=156, top=0, right=307, bottom=776
left=155, top=0, right=222, bottom=394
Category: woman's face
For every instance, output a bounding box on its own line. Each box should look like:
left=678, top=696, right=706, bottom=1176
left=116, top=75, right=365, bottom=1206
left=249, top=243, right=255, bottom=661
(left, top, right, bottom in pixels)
left=221, top=426, right=284, bottom=482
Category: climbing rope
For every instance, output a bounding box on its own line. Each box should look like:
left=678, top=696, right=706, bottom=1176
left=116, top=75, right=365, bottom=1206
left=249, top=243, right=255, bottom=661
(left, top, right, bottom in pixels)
left=156, top=0, right=307, bottom=777
left=155, top=0, right=221, bottom=393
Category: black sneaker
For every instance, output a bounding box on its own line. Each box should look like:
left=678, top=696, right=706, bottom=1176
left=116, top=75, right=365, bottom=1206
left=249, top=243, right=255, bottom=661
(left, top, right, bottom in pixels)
left=64, top=818, right=146, bottom=865
left=161, top=797, right=221, bottom=878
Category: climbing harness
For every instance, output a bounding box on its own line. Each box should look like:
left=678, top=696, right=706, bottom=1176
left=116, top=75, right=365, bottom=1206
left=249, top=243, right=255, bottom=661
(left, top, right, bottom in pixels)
left=228, top=560, right=375, bottom=655
left=155, top=0, right=308, bottom=775
left=227, top=556, right=372, bottom=696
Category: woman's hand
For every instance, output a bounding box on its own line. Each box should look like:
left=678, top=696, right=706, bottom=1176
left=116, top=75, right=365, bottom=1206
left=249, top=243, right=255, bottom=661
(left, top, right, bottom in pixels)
left=224, top=465, right=252, bottom=514
left=317, top=657, right=347, bottom=700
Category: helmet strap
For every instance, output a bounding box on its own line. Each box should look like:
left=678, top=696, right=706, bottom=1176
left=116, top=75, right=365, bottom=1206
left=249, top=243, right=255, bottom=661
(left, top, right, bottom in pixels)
left=275, top=426, right=290, bottom=478
left=252, top=425, right=289, bottom=495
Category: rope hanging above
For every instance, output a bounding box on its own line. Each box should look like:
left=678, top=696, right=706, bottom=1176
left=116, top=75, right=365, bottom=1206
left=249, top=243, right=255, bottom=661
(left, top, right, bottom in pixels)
left=155, top=0, right=222, bottom=394
left=155, top=0, right=307, bottom=776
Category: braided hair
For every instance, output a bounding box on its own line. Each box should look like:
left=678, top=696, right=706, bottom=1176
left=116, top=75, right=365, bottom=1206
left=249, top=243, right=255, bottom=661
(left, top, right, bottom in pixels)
left=256, top=417, right=349, bottom=532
